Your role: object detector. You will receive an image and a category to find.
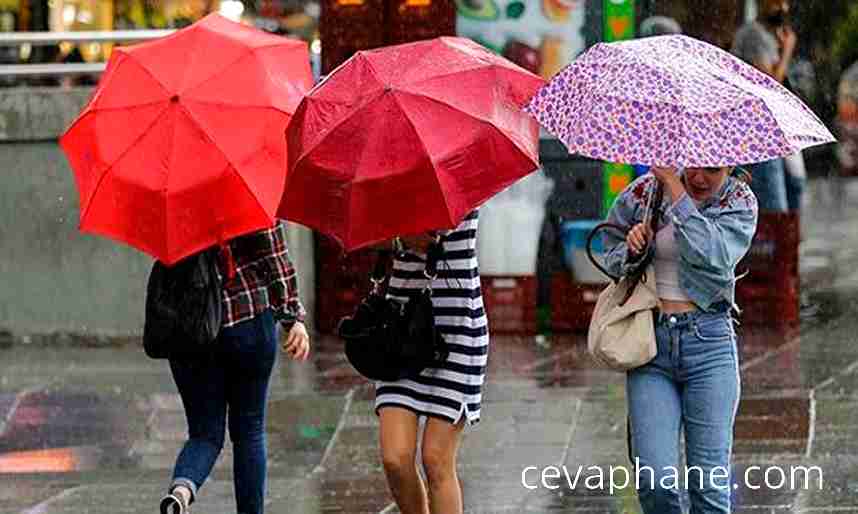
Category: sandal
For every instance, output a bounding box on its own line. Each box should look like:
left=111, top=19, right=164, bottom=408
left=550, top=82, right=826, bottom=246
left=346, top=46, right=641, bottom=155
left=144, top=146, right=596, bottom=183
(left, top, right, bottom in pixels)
left=159, top=490, right=189, bottom=514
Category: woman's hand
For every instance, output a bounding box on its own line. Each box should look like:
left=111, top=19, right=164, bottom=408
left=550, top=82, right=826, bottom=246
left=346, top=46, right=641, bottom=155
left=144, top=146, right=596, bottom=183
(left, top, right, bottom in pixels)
left=283, top=322, right=310, bottom=361
left=626, top=223, right=653, bottom=256
left=651, top=167, right=686, bottom=202
left=776, top=25, right=797, bottom=56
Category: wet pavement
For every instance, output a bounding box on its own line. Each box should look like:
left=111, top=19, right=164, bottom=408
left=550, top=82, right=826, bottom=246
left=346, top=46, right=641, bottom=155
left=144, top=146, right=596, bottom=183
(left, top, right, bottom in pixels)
left=3, top=177, right=858, bottom=513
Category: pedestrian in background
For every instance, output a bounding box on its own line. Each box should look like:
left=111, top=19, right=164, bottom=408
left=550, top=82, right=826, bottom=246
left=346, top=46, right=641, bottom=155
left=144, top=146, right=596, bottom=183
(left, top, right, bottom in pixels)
left=838, top=61, right=858, bottom=178
left=732, top=0, right=805, bottom=212
left=639, top=15, right=682, bottom=38
left=159, top=221, right=310, bottom=514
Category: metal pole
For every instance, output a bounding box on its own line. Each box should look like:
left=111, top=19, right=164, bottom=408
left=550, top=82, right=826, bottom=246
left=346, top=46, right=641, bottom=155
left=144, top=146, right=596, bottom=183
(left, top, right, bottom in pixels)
left=0, top=63, right=105, bottom=76
left=0, top=30, right=174, bottom=46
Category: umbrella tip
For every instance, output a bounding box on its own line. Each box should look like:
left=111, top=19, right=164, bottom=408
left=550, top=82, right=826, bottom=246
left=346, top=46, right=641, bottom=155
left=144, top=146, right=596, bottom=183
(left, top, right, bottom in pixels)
left=170, top=95, right=180, bottom=103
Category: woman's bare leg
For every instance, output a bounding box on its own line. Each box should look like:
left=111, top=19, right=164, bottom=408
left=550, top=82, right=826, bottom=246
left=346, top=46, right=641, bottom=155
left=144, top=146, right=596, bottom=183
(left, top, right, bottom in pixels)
left=378, top=407, right=429, bottom=514
left=421, top=416, right=465, bottom=514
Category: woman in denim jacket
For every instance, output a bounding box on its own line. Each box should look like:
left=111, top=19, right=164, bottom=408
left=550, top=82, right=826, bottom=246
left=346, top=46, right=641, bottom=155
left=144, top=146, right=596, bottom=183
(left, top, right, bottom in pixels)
left=603, top=166, right=758, bottom=514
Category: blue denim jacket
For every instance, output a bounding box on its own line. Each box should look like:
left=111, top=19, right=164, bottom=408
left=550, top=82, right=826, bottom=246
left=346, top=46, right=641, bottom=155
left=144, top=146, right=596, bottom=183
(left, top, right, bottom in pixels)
left=603, top=173, right=759, bottom=312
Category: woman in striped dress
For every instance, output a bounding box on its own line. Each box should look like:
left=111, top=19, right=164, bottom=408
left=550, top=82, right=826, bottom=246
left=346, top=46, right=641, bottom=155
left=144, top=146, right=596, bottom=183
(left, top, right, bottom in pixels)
left=375, top=210, right=488, bottom=514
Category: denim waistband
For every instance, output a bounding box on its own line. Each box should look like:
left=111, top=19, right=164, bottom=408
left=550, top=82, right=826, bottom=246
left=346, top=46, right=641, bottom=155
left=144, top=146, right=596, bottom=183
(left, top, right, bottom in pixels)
left=654, top=305, right=730, bottom=327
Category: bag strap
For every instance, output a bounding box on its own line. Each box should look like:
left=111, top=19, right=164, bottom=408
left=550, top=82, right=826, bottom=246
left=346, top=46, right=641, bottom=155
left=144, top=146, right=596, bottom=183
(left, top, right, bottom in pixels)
left=371, top=250, right=392, bottom=281
left=369, top=249, right=394, bottom=295
left=425, top=236, right=443, bottom=279
left=368, top=234, right=445, bottom=297
left=586, top=223, right=626, bottom=284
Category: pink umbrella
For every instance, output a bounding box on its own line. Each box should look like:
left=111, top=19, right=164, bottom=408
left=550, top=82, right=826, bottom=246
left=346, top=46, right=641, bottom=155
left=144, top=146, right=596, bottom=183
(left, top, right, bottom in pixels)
left=524, top=34, right=835, bottom=167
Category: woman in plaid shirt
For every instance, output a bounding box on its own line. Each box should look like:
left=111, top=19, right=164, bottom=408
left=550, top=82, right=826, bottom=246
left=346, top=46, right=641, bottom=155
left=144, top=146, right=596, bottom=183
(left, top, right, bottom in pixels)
left=159, top=220, right=310, bottom=514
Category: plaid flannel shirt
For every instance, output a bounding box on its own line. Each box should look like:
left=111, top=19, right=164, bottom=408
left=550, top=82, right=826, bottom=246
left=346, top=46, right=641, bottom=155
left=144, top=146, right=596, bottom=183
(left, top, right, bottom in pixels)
left=218, top=220, right=306, bottom=328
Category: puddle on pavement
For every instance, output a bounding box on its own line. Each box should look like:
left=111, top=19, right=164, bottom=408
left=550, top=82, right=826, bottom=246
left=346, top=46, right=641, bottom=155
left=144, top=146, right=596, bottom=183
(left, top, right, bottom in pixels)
left=0, top=390, right=139, bottom=474
left=800, top=289, right=849, bottom=327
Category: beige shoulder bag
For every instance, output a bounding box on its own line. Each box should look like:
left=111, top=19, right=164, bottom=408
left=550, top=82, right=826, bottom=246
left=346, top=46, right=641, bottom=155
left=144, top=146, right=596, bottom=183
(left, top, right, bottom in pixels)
left=585, top=183, right=663, bottom=371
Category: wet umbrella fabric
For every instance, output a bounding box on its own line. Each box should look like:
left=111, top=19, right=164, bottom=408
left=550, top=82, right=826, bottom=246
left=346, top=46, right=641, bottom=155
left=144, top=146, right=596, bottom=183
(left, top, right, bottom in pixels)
left=278, top=36, right=545, bottom=251
left=524, top=35, right=835, bottom=167
left=60, top=13, right=313, bottom=265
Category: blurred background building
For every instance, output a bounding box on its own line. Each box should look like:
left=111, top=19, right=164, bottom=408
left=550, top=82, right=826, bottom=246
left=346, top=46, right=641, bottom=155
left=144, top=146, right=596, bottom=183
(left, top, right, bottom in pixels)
left=0, top=0, right=322, bottom=83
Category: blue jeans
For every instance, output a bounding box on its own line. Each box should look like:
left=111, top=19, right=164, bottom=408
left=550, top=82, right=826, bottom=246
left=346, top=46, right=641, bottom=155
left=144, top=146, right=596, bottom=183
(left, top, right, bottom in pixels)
left=627, top=310, right=740, bottom=514
left=748, top=159, right=788, bottom=212
left=169, top=310, right=278, bottom=514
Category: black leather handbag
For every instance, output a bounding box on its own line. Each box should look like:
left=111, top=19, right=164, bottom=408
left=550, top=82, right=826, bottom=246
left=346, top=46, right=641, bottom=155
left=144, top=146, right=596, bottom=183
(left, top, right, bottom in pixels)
left=143, top=247, right=223, bottom=359
left=337, top=242, right=449, bottom=381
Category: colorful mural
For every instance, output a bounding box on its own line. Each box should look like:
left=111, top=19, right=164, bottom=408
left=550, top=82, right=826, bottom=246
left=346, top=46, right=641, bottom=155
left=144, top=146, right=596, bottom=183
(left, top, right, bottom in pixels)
left=455, top=0, right=587, bottom=80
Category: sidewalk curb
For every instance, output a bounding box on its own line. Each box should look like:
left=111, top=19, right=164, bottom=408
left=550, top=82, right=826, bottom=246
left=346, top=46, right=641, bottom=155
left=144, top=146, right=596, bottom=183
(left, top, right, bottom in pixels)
left=0, top=331, right=141, bottom=349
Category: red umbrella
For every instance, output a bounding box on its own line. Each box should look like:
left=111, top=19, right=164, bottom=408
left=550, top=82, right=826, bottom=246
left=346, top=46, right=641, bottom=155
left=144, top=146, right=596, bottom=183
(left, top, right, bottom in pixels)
left=60, top=14, right=312, bottom=265
left=278, top=37, right=545, bottom=251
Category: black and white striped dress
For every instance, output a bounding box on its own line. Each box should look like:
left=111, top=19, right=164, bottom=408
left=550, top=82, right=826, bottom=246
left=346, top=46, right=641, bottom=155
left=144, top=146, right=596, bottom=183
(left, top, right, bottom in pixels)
left=374, top=210, right=489, bottom=426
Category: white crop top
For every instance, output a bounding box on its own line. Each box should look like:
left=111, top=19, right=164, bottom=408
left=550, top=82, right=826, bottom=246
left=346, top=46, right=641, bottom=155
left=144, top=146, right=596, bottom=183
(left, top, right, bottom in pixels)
left=653, top=223, right=692, bottom=302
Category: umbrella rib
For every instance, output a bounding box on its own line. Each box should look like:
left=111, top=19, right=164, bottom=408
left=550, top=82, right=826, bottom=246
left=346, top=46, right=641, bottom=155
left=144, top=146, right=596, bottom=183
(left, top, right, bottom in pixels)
left=86, top=100, right=171, bottom=114
left=305, top=51, right=354, bottom=96
left=438, top=37, right=527, bottom=76
left=64, top=52, right=172, bottom=136
left=399, top=62, right=496, bottom=89
left=296, top=55, right=388, bottom=169
left=392, top=88, right=491, bottom=126
left=78, top=103, right=172, bottom=230
left=164, top=102, right=178, bottom=259
left=62, top=52, right=125, bottom=136
left=176, top=23, right=203, bottom=93
left=177, top=103, right=275, bottom=229
left=390, top=91, right=455, bottom=229
left=178, top=98, right=294, bottom=115
left=255, top=45, right=310, bottom=113
left=292, top=89, right=388, bottom=172
left=182, top=48, right=254, bottom=95
left=705, top=65, right=834, bottom=145
left=731, top=97, right=797, bottom=157
left=395, top=89, right=537, bottom=170
left=361, top=53, right=388, bottom=88
left=180, top=41, right=300, bottom=97
left=123, top=50, right=179, bottom=98
left=716, top=73, right=824, bottom=136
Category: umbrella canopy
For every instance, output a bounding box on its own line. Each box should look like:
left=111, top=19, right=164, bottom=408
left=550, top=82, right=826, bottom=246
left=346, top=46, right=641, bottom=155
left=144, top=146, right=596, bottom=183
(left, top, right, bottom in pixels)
left=278, top=36, right=545, bottom=251
left=60, top=13, right=313, bottom=265
left=524, top=34, right=835, bottom=167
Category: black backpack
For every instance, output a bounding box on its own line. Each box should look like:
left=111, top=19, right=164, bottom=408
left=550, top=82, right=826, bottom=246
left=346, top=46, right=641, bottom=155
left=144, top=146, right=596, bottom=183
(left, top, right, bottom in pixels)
left=143, top=248, right=223, bottom=359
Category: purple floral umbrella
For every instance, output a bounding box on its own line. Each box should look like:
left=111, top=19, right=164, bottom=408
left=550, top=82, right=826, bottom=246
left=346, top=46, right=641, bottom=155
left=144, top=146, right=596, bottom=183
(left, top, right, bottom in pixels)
left=524, top=35, right=835, bottom=167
